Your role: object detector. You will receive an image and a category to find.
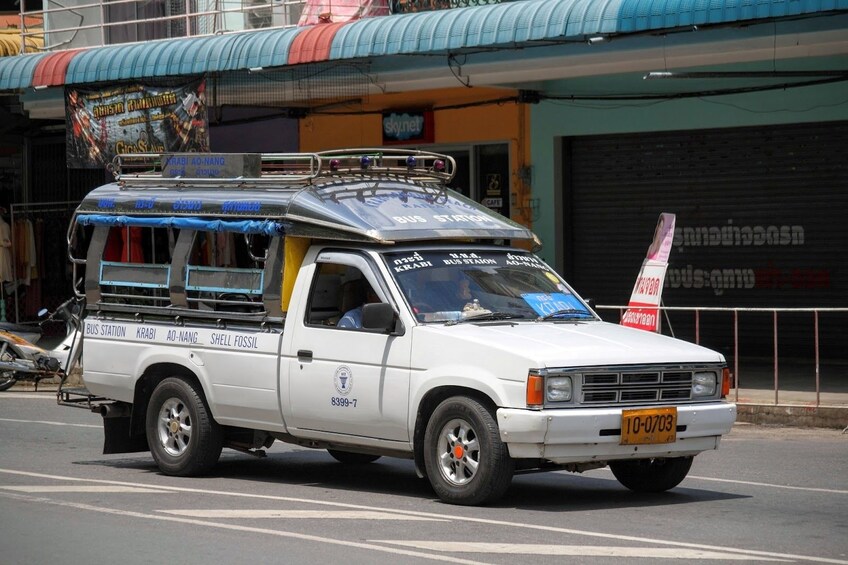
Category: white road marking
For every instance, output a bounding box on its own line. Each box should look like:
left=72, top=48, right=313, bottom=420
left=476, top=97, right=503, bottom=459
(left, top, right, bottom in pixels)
left=375, top=541, right=789, bottom=561
left=2, top=468, right=846, bottom=565
left=0, top=417, right=99, bottom=429
left=0, top=491, right=489, bottom=565
left=588, top=468, right=848, bottom=496
left=2, top=485, right=167, bottom=493
left=161, top=509, right=445, bottom=521
left=0, top=394, right=56, bottom=399
left=688, top=475, right=848, bottom=495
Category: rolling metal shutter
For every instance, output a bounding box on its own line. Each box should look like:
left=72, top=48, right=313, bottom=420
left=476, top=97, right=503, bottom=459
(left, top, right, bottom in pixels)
left=562, top=121, right=848, bottom=358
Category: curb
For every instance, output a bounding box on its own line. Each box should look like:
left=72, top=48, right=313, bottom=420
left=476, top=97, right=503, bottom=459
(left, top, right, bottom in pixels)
left=736, top=404, right=848, bottom=429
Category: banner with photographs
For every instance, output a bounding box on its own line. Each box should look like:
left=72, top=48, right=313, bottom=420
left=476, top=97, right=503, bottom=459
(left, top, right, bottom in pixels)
left=65, top=80, right=210, bottom=169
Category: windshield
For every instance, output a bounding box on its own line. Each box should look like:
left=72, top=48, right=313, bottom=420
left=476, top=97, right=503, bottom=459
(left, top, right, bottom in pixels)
left=385, top=250, right=595, bottom=323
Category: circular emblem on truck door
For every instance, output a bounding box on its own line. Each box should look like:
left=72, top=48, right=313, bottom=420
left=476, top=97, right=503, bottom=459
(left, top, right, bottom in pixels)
left=334, top=365, right=353, bottom=395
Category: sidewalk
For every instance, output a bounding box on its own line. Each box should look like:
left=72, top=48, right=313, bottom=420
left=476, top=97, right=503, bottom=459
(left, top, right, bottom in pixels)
left=729, top=358, right=848, bottom=429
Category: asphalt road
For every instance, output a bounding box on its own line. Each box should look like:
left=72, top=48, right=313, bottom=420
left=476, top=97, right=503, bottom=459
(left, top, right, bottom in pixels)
left=1, top=392, right=846, bottom=565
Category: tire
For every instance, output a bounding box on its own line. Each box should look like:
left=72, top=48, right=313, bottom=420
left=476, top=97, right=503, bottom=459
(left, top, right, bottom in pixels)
left=423, top=396, right=514, bottom=506
left=0, top=373, right=15, bottom=391
left=0, top=349, right=19, bottom=392
left=145, top=377, right=223, bottom=476
left=609, top=456, right=694, bottom=493
left=327, top=449, right=381, bottom=464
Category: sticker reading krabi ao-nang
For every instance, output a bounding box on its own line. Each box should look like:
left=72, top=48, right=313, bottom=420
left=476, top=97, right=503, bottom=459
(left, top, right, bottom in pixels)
left=522, top=292, right=587, bottom=317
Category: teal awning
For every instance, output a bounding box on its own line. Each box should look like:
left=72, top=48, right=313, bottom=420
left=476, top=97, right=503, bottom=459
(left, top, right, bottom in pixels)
left=330, top=0, right=848, bottom=58
left=0, top=51, right=47, bottom=90
left=66, top=26, right=302, bottom=84
left=0, top=0, right=845, bottom=90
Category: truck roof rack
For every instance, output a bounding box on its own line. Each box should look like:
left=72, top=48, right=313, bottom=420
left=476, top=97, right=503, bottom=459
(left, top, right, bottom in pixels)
left=110, top=149, right=456, bottom=188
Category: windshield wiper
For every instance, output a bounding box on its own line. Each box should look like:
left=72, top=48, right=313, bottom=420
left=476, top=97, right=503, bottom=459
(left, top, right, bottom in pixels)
left=536, top=308, right=594, bottom=322
left=446, top=312, right=528, bottom=325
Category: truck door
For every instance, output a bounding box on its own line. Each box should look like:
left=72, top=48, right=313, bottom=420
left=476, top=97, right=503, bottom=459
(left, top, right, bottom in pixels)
left=284, top=251, right=411, bottom=441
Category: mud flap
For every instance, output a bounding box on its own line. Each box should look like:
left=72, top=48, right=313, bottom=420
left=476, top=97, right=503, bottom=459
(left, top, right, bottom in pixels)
left=102, top=415, right=149, bottom=454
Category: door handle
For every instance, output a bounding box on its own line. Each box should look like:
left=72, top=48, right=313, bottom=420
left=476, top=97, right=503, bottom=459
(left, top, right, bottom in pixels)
left=297, top=349, right=313, bottom=361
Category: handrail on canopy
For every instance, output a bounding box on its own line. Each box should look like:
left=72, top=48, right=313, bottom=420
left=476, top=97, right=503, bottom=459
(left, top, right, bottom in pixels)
left=110, top=149, right=457, bottom=188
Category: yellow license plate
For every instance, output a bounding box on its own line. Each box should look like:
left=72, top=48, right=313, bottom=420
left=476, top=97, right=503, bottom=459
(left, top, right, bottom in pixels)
left=620, top=407, right=678, bottom=445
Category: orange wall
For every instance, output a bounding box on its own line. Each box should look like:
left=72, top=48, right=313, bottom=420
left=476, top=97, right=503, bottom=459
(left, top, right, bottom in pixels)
left=299, top=88, right=533, bottom=228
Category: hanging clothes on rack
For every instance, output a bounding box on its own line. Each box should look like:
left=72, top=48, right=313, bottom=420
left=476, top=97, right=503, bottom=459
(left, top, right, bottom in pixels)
left=11, top=218, right=38, bottom=286
left=0, top=213, right=13, bottom=283
left=10, top=201, right=79, bottom=323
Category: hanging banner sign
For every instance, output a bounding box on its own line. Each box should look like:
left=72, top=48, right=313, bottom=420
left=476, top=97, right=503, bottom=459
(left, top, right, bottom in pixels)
left=65, top=79, right=210, bottom=169
left=621, top=213, right=676, bottom=333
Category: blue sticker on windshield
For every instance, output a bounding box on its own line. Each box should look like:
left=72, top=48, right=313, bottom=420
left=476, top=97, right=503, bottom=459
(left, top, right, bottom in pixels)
left=522, top=293, right=588, bottom=317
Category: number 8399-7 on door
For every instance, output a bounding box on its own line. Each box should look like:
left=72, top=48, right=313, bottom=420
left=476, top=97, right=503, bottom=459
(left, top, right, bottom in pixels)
left=331, top=397, right=357, bottom=407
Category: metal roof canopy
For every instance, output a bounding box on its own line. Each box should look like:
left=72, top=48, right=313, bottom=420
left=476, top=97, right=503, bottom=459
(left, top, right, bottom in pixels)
left=1, top=0, right=845, bottom=91
left=73, top=149, right=539, bottom=245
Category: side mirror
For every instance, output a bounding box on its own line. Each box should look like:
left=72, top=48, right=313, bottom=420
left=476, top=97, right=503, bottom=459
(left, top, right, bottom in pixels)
left=37, top=308, right=49, bottom=319
left=362, top=303, right=402, bottom=334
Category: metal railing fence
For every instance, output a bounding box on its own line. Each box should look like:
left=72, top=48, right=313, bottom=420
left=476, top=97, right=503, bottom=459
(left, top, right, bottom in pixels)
left=17, top=0, right=308, bottom=52
left=14, top=0, right=518, bottom=53
left=392, top=0, right=510, bottom=13
left=595, top=305, right=848, bottom=408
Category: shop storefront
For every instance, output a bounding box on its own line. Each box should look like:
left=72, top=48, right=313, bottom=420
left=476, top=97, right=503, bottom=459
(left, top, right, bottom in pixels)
left=530, top=81, right=848, bottom=360
left=299, top=87, right=533, bottom=230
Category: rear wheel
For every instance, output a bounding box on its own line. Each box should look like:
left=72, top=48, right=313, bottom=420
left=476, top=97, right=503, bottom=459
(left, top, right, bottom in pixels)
left=145, top=377, right=223, bottom=476
left=610, top=456, right=694, bottom=492
left=327, top=449, right=381, bottom=464
left=423, top=396, right=514, bottom=506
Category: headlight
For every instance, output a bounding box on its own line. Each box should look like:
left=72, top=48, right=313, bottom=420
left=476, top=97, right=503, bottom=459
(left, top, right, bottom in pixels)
left=692, top=371, right=717, bottom=397
left=546, top=376, right=573, bottom=402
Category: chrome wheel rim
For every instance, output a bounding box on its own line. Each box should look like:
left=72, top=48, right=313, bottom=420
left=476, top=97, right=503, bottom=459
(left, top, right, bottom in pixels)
left=436, top=418, right=480, bottom=486
left=157, top=397, right=192, bottom=457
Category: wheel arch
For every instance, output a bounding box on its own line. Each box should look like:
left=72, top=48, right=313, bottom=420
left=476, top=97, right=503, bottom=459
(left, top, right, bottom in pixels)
left=129, top=362, right=205, bottom=439
left=412, top=385, right=499, bottom=479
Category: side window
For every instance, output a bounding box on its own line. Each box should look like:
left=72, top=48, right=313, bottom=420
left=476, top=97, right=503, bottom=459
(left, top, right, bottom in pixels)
left=307, top=262, right=381, bottom=330
left=99, top=226, right=175, bottom=306
left=184, top=231, right=268, bottom=312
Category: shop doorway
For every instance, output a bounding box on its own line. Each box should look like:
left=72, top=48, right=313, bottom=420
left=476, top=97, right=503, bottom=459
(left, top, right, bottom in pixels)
left=430, top=143, right=510, bottom=218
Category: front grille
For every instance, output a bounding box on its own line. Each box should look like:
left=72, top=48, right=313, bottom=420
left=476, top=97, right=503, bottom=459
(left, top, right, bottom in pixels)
left=580, top=368, right=696, bottom=405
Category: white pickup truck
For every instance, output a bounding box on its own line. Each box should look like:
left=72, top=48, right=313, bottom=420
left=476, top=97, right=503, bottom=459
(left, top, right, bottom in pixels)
left=61, top=149, right=735, bottom=506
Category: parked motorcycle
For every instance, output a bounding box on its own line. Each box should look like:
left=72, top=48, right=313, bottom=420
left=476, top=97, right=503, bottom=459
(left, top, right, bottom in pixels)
left=0, top=296, right=83, bottom=392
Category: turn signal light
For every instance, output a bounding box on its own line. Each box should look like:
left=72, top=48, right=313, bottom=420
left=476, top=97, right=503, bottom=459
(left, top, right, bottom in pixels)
left=721, top=367, right=731, bottom=398
left=526, top=374, right=543, bottom=407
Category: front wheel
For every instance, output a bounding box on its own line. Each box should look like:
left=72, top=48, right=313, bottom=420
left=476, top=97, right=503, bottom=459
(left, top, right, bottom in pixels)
left=0, top=372, right=15, bottom=391
left=423, top=396, right=514, bottom=506
left=0, top=349, right=19, bottom=391
left=145, top=377, right=223, bottom=476
left=609, top=456, right=694, bottom=492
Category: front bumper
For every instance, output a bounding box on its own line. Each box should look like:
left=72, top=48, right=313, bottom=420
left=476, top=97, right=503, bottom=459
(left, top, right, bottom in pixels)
left=497, top=402, right=736, bottom=464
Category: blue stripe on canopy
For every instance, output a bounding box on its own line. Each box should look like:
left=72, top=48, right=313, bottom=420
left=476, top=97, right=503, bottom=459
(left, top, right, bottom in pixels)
left=77, top=214, right=286, bottom=236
